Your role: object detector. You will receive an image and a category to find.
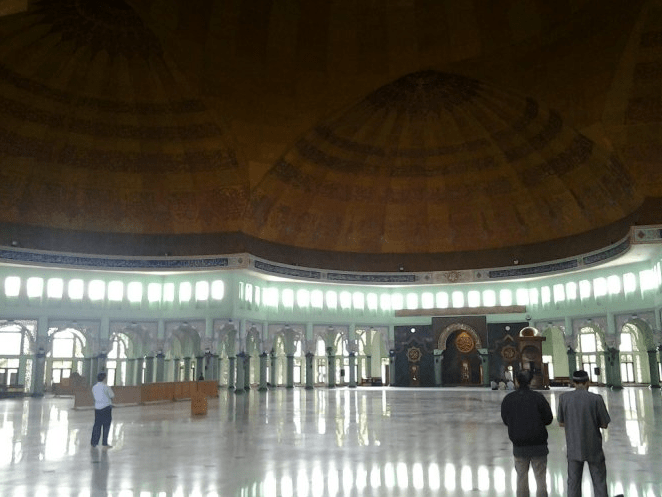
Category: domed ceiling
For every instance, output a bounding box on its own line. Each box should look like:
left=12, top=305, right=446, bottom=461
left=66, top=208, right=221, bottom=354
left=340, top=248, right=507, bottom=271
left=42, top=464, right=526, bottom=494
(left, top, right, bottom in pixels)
left=0, top=0, right=661, bottom=272
left=0, top=0, right=248, bottom=235
left=245, top=70, right=641, bottom=255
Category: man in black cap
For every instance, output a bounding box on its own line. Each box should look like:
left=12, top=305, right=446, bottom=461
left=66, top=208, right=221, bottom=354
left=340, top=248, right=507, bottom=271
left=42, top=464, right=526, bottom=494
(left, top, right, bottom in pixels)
left=501, top=369, right=553, bottom=497
left=557, top=370, right=611, bottom=497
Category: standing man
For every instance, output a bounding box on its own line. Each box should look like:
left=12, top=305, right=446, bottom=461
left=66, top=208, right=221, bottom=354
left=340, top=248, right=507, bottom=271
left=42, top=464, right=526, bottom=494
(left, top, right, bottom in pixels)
left=91, top=371, right=114, bottom=448
left=501, top=370, right=554, bottom=497
left=557, top=369, right=611, bottom=497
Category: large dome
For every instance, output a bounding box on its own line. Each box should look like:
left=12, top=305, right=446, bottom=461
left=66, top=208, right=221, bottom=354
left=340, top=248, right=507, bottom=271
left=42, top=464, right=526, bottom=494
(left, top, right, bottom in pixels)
left=0, top=0, right=661, bottom=271
left=245, top=70, right=641, bottom=255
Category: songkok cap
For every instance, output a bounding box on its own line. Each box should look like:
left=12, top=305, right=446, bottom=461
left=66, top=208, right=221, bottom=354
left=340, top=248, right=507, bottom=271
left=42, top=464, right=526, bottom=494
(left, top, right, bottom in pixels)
left=572, top=370, right=589, bottom=382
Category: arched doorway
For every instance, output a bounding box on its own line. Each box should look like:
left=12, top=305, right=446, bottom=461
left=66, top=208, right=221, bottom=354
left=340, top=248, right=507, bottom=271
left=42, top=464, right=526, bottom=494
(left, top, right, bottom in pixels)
left=439, top=324, right=483, bottom=386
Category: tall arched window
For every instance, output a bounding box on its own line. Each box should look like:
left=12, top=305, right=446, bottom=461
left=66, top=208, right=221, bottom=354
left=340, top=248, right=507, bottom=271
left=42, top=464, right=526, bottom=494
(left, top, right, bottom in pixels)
left=48, top=328, right=85, bottom=386
left=107, top=333, right=129, bottom=386
left=620, top=323, right=649, bottom=384
left=578, top=326, right=604, bottom=383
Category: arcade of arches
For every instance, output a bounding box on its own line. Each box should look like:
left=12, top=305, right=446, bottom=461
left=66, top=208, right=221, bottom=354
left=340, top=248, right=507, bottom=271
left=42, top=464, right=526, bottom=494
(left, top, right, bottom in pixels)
left=2, top=265, right=662, bottom=396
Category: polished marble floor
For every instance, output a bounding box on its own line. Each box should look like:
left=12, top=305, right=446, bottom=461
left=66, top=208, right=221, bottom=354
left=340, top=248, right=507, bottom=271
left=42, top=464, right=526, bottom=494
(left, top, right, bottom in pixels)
left=0, top=386, right=660, bottom=496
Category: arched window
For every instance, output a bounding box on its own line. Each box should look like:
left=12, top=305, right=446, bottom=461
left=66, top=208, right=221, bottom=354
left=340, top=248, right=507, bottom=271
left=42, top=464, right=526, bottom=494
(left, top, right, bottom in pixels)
left=578, top=326, right=604, bottom=383
left=107, top=333, right=129, bottom=386
left=48, top=328, right=86, bottom=386
left=620, top=323, right=648, bottom=384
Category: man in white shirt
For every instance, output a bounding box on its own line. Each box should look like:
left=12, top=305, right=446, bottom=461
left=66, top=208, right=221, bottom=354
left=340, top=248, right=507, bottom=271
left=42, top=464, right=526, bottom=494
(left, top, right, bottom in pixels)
left=91, top=371, right=115, bottom=448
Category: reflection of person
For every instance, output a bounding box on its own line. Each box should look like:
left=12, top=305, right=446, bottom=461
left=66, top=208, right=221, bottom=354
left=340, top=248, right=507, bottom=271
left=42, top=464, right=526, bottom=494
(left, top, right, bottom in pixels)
left=91, top=371, right=114, bottom=448
left=501, top=370, right=553, bottom=497
left=557, top=370, right=611, bottom=497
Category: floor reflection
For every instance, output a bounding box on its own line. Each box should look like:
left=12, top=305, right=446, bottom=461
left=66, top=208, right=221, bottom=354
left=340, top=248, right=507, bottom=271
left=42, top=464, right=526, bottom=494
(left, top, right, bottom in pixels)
left=0, top=387, right=661, bottom=496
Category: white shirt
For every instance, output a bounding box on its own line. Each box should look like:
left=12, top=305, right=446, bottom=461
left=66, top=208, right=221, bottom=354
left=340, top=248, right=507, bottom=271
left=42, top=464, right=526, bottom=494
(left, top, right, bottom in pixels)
left=92, top=381, right=115, bottom=409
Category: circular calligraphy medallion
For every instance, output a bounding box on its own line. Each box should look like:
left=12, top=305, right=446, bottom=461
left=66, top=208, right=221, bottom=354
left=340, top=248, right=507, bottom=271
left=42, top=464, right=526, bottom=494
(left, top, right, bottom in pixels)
left=407, top=347, right=422, bottom=363
left=455, top=331, right=475, bottom=353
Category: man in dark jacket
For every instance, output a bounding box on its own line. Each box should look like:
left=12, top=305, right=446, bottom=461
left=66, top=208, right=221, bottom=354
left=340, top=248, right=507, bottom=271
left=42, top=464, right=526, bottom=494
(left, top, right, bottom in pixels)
left=501, top=370, right=554, bottom=497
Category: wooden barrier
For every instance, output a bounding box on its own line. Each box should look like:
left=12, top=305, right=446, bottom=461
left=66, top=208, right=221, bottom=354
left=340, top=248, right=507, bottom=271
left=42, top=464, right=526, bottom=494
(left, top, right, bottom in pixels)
left=73, top=381, right=218, bottom=409
left=53, top=373, right=88, bottom=396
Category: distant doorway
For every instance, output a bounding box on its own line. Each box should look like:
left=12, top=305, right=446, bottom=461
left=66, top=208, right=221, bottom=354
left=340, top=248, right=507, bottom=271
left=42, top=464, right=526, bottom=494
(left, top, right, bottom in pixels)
left=440, top=327, right=482, bottom=386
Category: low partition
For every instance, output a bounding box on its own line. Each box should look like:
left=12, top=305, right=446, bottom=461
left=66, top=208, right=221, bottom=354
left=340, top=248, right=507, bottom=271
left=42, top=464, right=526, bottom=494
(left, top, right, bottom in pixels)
left=74, top=381, right=218, bottom=409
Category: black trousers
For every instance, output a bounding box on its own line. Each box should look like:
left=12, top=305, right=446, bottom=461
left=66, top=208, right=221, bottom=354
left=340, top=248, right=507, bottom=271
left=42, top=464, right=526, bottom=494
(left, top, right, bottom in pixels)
left=91, top=406, right=112, bottom=447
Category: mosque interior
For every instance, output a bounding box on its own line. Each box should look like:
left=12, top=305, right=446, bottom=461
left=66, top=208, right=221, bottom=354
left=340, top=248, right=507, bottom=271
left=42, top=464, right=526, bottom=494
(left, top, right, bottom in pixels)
left=2, top=0, right=662, bottom=495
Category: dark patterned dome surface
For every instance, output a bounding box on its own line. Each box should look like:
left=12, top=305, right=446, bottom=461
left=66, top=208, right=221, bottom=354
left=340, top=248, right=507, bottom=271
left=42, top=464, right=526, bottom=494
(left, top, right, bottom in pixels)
left=0, top=0, right=248, bottom=236
left=245, top=71, right=641, bottom=255
left=0, top=0, right=660, bottom=271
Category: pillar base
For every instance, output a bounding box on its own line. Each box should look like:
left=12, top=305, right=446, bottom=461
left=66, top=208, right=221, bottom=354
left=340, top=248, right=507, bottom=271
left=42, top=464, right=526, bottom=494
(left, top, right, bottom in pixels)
left=650, top=384, right=661, bottom=389
left=305, top=385, right=314, bottom=390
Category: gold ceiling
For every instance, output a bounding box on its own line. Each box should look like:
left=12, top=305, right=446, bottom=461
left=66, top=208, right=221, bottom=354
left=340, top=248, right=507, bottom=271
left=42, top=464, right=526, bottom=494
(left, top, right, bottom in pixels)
left=0, top=0, right=661, bottom=270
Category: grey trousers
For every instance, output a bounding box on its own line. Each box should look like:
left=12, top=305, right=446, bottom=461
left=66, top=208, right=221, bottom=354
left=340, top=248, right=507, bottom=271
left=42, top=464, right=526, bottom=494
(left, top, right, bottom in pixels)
left=514, top=455, right=548, bottom=497
left=567, top=453, right=608, bottom=497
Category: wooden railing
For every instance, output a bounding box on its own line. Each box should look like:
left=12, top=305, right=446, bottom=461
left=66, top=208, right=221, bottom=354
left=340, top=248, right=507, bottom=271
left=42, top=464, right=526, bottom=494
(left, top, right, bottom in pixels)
left=73, top=380, right=218, bottom=409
